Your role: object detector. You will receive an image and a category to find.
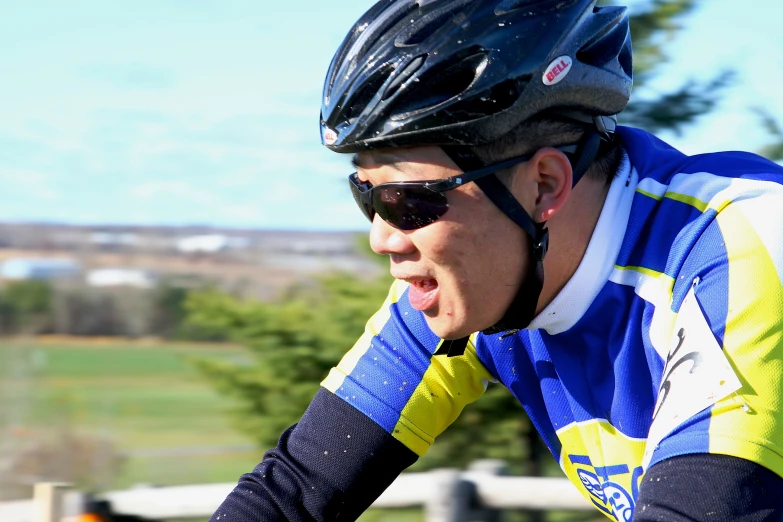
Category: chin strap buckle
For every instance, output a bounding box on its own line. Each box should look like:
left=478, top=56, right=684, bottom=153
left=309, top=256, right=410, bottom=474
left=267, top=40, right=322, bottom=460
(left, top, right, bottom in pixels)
left=594, top=114, right=617, bottom=142
left=433, top=336, right=470, bottom=357
left=533, top=227, right=549, bottom=261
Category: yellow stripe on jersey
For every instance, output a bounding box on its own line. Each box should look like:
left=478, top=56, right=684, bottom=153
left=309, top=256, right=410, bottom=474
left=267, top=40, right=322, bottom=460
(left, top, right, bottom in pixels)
left=635, top=187, right=663, bottom=201
left=709, top=200, right=783, bottom=478
left=323, top=280, right=492, bottom=456
left=635, top=174, right=734, bottom=214
left=393, top=335, right=491, bottom=456
left=664, top=192, right=708, bottom=213
left=635, top=186, right=709, bottom=213
left=612, top=264, right=675, bottom=286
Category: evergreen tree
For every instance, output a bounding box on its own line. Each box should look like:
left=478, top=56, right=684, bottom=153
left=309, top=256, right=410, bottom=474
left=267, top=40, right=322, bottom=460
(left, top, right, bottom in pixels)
left=605, top=0, right=733, bottom=134
left=191, top=266, right=395, bottom=451
left=755, top=108, right=783, bottom=162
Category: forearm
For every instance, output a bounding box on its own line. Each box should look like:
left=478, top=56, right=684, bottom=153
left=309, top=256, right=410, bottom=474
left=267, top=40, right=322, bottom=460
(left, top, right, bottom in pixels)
left=633, top=454, right=783, bottom=522
left=210, top=388, right=418, bottom=522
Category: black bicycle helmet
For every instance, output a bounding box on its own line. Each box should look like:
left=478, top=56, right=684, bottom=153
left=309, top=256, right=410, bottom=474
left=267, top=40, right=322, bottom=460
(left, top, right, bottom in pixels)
left=322, top=0, right=633, bottom=343
left=321, top=0, right=632, bottom=151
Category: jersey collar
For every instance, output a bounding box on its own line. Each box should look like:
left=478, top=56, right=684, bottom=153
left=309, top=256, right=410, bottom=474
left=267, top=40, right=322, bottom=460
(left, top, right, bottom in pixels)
left=527, top=151, right=637, bottom=335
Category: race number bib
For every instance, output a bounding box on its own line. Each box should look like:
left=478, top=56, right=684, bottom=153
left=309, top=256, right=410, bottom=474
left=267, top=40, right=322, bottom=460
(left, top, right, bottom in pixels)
left=643, top=285, right=742, bottom=468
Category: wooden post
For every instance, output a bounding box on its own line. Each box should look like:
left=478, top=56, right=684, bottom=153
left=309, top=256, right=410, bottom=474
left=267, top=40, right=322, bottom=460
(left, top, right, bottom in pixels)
left=466, top=460, right=507, bottom=522
left=425, top=469, right=472, bottom=522
left=525, top=430, right=546, bottom=522
left=34, top=483, right=70, bottom=522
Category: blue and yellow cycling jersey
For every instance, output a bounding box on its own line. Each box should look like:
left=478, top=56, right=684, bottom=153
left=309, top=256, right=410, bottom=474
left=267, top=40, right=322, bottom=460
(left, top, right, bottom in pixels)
left=321, top=127, right=783, bottom=521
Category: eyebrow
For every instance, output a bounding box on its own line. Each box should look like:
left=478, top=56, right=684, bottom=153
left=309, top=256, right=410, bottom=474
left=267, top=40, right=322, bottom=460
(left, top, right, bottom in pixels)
left=351, top=152, right=405, bottom=170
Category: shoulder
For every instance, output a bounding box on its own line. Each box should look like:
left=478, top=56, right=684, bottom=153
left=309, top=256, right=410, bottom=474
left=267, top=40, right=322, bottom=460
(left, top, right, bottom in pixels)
left=617, top=126, right=783, bottom=185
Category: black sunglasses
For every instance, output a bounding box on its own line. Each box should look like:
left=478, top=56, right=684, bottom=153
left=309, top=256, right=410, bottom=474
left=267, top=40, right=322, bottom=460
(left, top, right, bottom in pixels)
left=348, top=152, right=541, bottom=231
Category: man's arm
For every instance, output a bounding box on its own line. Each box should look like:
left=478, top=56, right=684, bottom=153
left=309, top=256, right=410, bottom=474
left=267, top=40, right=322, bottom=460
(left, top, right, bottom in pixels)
left=209, top=388, right=418, bottom=522
left=210, top=279, right=492, bottom=521
left=634, top=453, right=783, bottom=522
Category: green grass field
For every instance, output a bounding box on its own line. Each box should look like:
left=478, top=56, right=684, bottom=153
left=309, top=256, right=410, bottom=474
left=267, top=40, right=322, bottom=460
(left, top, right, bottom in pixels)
left=0, top=338, right=425, bottom=520
left=1, top=339, right=263, bottom=489
left=0, top=338, right=599, bottom=522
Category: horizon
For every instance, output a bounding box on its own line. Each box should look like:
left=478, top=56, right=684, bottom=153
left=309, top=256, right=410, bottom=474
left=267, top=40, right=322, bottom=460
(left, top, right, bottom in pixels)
left=0, top=220, right=368, bottom=234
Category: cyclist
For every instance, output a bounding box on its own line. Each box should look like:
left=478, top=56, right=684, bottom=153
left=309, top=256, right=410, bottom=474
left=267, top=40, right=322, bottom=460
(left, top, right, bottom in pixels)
left=211, top=0, right=783, bottom=520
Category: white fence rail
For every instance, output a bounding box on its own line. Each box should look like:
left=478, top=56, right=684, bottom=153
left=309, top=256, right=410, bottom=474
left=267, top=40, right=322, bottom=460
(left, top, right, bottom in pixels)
left=0, top=461, right=593, bottom=522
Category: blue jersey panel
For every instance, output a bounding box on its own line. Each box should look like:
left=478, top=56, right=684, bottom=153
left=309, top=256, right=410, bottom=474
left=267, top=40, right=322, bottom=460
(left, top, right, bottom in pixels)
left=475, top=330, right=567, bottom=459
left=337, top=287, right=440, bottom=432
left=675, top=219, right=730, bottom=344
left=615, top=193, right=659, bottom=268
left=547, top=283, right=657, bottom=440
left=666, top=209, right=720, bottom=285
left=621, top=199, right=704, bottom=275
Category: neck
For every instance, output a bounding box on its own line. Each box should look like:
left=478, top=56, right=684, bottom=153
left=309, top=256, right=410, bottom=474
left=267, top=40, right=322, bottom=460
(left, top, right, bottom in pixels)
left=536, top=176, right=611, bottom=313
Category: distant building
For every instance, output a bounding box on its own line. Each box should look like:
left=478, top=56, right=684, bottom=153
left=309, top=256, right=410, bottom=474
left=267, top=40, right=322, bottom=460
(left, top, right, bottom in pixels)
left=176, top=234, right=249, bottom=253
left=290, top=237, right=353, bottom=255
left=90, top=231, right=139, bottom=249
left=0, top=258, right=81, bottom=281
left=86, top=268, right=156, bottom=288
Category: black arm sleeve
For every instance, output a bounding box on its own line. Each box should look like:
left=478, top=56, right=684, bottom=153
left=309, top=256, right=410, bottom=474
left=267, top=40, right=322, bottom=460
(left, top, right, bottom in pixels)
left=209, top=387, right=418, bottom=522
left=634, top=453, right=783, bottom=522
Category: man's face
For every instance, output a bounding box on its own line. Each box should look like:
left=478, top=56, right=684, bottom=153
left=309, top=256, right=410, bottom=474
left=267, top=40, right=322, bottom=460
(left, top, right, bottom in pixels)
left=355, top=146, right=528, bottom=339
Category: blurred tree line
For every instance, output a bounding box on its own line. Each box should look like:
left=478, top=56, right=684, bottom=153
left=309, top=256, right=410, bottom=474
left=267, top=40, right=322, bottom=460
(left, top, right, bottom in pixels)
left=0, top=279, right=218, bottom=340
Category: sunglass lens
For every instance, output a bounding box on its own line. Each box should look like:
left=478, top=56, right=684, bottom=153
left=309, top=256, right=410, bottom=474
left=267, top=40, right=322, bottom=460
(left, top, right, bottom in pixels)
left=374, top=186, right=448, bottom=230
left=349, top=175, right=375, bottom=222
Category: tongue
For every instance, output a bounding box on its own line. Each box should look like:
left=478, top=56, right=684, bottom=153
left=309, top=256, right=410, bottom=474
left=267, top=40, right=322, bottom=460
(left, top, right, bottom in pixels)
left=408, top=279, right=439, bottom=312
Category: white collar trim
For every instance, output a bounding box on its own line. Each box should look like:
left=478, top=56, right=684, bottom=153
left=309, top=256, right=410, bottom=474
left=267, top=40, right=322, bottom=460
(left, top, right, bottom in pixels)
left=527, top=153, right=638, bottom=335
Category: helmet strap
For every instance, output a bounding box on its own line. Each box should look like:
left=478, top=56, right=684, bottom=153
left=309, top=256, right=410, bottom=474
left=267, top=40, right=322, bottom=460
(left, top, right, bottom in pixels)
left=472, top=172, right=547, bottom=334
left=439, top=124, right=605, bottom=341
left=442, top=147, right=546, bottom=337
left=570, top=128, right=603, bottom=187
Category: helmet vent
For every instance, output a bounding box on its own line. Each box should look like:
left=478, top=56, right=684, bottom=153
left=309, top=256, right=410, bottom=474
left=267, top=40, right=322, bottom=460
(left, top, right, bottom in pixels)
left=383, top=55, right=427, bottom=100
left=446, top=76, right=529, bottom=120
left=495, top=0, right=578, bottom=17
left=576, top=17, right=629, bottom=68
left=396, top=0, right=475, bottom=47
left=331, top=2, right=418, bottom=90
left=390, top=52, right=487, bottom=119
left=343, top=61, right=397, bottom=123
left=396, top=16, right=443, bottom=47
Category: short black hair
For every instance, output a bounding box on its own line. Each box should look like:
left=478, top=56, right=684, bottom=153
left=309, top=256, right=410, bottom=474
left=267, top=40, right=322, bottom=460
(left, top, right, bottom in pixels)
left=466, top=115, right=623, bottom=186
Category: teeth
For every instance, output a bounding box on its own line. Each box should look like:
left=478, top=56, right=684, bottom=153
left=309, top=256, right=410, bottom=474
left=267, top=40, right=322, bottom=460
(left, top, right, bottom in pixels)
left=416, top=279, right=437, bottom=289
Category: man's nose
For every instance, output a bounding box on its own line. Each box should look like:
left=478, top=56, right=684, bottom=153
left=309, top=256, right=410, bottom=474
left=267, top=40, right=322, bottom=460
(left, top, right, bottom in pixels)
left=369, top=214, right=415, bottom=256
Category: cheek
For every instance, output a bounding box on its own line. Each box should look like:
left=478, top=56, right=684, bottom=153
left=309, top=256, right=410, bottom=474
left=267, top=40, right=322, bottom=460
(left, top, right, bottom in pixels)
left=427, top=219, right=526, bottom=289
left=414, top=190, right=527, bottom=292
left=456, top=220, right=527, bottom=302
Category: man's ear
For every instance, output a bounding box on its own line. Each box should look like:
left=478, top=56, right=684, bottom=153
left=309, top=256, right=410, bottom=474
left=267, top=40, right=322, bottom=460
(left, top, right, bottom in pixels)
left=518, top=147, right=573, bottom=222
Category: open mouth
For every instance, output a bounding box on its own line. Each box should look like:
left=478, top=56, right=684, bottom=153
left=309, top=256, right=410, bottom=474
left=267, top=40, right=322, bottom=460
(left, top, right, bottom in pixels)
left=407, top=278, right=439, bottom=312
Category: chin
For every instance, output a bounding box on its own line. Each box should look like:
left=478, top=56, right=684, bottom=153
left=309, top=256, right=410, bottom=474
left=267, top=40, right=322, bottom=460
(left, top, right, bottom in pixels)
left=423, top=314, right=473, bottom=341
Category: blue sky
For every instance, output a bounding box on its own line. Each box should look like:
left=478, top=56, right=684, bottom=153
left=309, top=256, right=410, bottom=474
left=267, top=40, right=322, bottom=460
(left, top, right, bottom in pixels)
left=1, top=0, right=781, bottom=231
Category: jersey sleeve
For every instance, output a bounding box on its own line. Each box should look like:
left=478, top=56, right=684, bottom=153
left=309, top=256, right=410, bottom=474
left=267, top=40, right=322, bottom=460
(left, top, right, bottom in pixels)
left=647, top=187, right=783, bottom=478
left=636, top=453, right=783, bottom=521
left=210, top=388, right=418, bottom=522
left=321, top=278, right=493, bottom=456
